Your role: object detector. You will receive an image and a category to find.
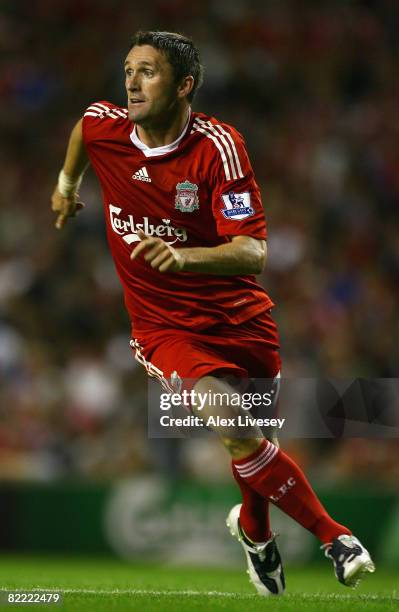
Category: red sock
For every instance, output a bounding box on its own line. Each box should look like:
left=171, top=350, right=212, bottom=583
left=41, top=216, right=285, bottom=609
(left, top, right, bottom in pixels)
left=233, top=440, right=351, bottom=545
left=232, top=463, right=271, bottom=542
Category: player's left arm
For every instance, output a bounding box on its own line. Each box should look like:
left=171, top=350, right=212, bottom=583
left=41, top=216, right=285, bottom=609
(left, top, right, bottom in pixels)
left=131, top=230, right=266, bottom=275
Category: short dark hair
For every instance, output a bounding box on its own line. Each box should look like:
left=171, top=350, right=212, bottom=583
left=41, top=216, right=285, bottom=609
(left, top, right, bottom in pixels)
left=129, top=31, right=204, bottom=103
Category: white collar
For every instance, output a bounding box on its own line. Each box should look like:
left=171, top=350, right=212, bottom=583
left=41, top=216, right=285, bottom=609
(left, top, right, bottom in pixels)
left=130, top=108, right=192, bottom=158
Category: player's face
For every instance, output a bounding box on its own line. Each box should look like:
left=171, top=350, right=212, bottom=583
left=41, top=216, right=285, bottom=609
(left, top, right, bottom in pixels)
left=124, top=45, right=179, bottom=126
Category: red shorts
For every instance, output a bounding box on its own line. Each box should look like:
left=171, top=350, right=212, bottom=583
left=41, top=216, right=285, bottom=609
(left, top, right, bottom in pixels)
left=130, top=309, right=281, bottom=390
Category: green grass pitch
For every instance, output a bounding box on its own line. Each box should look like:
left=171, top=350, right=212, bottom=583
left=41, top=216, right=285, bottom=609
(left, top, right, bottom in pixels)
left=0, top=556, right=397, bottom=611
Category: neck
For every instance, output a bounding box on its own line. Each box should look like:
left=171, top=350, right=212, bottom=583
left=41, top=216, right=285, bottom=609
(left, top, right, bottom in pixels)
left=136, top=104, right=190, bottom=148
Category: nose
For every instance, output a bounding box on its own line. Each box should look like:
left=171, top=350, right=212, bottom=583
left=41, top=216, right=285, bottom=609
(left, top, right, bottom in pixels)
left=126, top=72, right=140, bottom=91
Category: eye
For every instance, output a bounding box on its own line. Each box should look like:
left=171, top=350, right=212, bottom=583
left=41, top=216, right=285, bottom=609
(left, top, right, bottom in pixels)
left=144, top=70, right=154, bottom=77
left=125, top=69, right=133, bottom=77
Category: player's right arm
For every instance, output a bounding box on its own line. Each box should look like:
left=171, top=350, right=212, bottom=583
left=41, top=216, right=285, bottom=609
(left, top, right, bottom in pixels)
left=51, top=118, right=90, bottom=230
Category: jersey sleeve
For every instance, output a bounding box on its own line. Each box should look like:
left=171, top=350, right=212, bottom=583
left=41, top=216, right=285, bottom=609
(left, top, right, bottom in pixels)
left=208, top=126, right=267, bottom=240
left=82, top=100, right=124, bottom=146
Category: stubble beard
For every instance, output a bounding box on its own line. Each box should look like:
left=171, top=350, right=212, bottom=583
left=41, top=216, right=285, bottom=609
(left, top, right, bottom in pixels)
left=131, top=104, right=178, bottom=131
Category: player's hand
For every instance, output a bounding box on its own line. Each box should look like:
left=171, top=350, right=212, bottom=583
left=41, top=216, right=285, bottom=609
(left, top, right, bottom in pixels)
left=51, top=186, right=85, bottom=230
left=130, top=229, right=184, bottom=273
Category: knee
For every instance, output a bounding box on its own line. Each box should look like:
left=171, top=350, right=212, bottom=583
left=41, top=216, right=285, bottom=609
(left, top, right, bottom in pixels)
left=221, top=436, right=264, bottom=460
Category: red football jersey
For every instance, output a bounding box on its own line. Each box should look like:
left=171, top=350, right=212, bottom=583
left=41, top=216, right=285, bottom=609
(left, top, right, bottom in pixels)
left=82, top=101, right=274, bottom=338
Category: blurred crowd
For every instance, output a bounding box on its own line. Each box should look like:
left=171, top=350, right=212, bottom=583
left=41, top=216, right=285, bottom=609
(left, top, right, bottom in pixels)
left=0, top=0, right=398, bottom=484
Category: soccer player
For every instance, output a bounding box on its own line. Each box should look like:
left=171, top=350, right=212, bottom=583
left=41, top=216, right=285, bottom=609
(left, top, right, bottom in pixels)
left=51, top=31, right=375, bottom=595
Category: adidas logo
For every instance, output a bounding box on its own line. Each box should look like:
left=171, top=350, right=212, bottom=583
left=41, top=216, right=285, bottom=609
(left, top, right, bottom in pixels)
left=132, top=166, right=151, bottom=182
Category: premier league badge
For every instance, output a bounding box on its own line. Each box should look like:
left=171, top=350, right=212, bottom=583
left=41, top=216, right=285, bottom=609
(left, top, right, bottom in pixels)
left=221, top=191, right=254, bottom=220
left=175, top=180, right=200, bottom=213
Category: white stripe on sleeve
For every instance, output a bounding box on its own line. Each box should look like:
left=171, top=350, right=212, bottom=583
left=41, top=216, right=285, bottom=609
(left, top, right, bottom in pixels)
left=195, top=117, right=238, bottom=180
left=192, top=122, right=231, bottom=181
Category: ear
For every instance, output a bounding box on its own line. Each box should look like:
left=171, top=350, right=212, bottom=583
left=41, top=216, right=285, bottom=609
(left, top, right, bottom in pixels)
left=177, top=75, right=194, bottom=100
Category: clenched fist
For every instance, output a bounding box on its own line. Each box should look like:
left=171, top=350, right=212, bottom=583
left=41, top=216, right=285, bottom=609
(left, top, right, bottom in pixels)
left=130, top=229, right=185, bottom=273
